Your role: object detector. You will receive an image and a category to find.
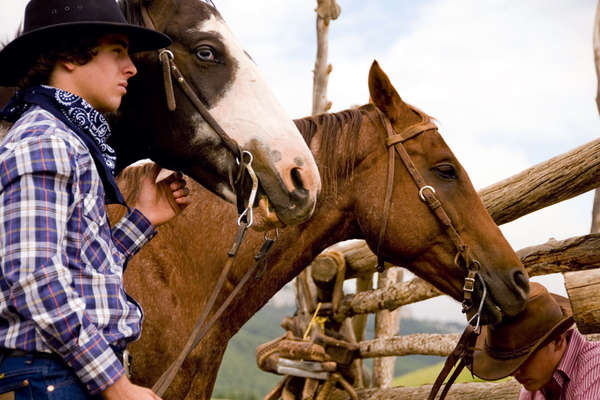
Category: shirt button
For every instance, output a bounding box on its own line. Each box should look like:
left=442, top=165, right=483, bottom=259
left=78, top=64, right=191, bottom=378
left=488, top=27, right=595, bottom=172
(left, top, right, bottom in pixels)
left=47, top=384, right=55, bottom=392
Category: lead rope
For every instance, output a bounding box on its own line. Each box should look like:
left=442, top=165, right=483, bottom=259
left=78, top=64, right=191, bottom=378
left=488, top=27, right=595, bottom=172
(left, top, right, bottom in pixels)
left=152, top=153, right=268, bottom=396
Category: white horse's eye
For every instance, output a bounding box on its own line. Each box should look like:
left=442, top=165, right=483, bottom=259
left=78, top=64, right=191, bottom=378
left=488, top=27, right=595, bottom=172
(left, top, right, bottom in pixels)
left=196, top=45, right=216, bottom=61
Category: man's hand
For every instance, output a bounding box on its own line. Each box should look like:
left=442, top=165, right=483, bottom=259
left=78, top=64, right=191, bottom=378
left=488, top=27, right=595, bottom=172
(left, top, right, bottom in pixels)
left=134, top=169, right=191, bottom=226
left=101, top=375, right=162, bottom=400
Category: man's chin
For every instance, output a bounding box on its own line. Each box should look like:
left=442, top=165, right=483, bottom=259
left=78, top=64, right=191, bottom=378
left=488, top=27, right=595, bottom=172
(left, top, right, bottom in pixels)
left=517, top=379, right=543, bottom=392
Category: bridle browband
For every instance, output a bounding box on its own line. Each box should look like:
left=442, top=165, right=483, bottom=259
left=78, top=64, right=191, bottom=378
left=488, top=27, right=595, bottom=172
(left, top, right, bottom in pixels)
left=373, top=106, right=488, bottom=326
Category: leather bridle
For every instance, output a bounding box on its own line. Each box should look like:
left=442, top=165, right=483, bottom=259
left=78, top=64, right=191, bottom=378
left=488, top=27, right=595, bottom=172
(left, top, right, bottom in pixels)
left=132, top=2, right=278, bottom=395
left=138, top=1, right=256, bottom=214
left=373, top=106, right=488, bottom=326
left=373, top=107, right=491, bottom=400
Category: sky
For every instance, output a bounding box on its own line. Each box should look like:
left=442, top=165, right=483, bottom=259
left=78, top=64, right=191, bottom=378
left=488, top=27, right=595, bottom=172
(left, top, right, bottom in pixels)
left=1, top=0, right=599, bottom=323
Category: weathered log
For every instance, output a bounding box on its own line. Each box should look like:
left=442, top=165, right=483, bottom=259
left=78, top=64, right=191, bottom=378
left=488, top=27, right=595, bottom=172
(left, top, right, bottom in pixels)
left=358, top=333, right=600, bottom=359
left=312, top=0, right=340, bottom=115
left=360, top=333, right=461, bottom=358
left=517, top=234, right=600, bottom=275
left=594, top=0, right=600, bottom=115
left=329, top=379, right=521, bottom=400
left=310, top=240, right=379, bottom=281
left=352, top=275, right=373, bottom=343
left=564, top=269, right=600, bottom=334
left=335, top=234, right=600, bottom=319
left=372, top=268, right=403, bottom=388
left=480, top=137, right=600, bottom=225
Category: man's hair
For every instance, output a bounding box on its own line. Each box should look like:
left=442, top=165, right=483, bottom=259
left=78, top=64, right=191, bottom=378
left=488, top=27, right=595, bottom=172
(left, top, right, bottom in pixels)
left=17, top=34, right=101, bottom=89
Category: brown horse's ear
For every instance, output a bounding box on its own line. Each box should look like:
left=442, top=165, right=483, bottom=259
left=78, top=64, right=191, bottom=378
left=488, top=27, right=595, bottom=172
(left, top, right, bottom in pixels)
left=368, top=60, right=412, bottom=122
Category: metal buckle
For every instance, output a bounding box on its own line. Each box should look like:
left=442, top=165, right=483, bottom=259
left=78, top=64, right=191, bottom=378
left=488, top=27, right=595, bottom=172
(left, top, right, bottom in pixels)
left=463, top=277, right=475, bottom=293
left=418, top=185, right=436, bottom=202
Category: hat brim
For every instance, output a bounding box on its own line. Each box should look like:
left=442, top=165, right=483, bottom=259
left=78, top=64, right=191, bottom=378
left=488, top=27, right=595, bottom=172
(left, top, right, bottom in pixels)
left=471, top=294, right=574, bottom=381
left=0, top=22, right=171, bottom=87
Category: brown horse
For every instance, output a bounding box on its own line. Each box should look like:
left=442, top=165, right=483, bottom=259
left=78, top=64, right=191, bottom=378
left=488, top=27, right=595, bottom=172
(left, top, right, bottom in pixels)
left=119, top=61, right=529, bottom=399
left=0, top=0, right=321, bottom=226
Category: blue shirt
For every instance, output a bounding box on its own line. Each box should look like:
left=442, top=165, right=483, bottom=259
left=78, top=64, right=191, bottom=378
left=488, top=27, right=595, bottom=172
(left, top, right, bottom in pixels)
left=0, top=106, right=156, bottom=394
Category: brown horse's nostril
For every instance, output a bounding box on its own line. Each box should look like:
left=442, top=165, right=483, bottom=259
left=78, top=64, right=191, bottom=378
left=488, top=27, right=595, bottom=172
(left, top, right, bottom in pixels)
left=513, top=270, right=530, bottom=299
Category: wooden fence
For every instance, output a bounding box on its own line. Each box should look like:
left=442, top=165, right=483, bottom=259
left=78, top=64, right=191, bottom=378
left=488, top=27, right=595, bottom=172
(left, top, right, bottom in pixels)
left=280, top=134, right=600, bottom=399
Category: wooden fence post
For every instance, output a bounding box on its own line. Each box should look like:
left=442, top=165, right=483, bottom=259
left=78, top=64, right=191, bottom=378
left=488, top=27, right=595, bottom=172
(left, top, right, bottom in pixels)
left=564, top=0, right=600, bottom=334
left=312, top=0, right=341, bottom=115
left=372, top=267, right=403, bottom=388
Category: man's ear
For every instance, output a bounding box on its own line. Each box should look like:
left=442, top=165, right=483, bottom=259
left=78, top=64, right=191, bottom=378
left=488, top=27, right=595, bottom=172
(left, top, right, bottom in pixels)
left=61, top=61, right=77, bottom=72
left=553, top=332, right=568, bottom=351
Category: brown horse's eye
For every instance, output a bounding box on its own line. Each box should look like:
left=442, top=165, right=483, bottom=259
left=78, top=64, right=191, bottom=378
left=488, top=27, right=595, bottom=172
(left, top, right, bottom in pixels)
left=433, top=164, right=458, bottom=180
left=195, top=45, right=216, bottom=61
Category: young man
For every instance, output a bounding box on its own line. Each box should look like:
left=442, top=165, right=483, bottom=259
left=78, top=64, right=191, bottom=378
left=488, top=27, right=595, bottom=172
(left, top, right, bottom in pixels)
left=472, top=282, right=600, bottom=399
left=0, top=1, right=188, bottom=399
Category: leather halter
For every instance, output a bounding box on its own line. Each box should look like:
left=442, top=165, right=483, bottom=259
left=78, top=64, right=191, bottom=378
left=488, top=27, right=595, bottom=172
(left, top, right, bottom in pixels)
left=374, top=107, right=486, bottom=320
left=374, top=108, right=490, bottom=400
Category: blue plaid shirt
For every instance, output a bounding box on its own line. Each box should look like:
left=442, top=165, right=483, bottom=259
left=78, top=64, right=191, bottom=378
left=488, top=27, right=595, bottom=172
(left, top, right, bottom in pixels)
left=0, top=106, right=156, bottom=394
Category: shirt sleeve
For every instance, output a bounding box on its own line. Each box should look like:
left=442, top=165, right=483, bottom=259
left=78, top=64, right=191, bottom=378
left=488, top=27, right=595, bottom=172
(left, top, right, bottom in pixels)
left=111, top=208, right=156, bottom=262
left=0, top=136, right=124, bottom=394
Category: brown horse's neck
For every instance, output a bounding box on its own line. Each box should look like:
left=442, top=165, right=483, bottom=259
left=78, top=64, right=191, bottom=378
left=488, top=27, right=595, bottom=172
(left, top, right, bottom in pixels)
left=217, top=107, right=379, bottom=336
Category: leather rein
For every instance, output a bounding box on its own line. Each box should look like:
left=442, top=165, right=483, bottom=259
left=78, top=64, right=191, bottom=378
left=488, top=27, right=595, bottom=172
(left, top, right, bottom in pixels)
left=135, top=2, right=279, bottom=396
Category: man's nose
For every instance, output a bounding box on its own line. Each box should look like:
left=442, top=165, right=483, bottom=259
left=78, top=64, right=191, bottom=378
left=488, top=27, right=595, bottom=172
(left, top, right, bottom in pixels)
left=124, top=56, right=137, bottom=78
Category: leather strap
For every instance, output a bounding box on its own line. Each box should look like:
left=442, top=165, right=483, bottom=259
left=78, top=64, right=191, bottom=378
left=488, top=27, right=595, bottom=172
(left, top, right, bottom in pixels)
left=139, top=4, right=242, bottom=161
left=374, top=106, right=484, bottom=315
left=151, top=227, right=278, bottom=396
left=428, top=325, right=477, bottom=400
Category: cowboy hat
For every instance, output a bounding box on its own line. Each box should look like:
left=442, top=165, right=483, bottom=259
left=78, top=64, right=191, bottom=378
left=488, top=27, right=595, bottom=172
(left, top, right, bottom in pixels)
left=0, top=0, right=172, bottom=86
left=471, top=282, right=574, bottom=380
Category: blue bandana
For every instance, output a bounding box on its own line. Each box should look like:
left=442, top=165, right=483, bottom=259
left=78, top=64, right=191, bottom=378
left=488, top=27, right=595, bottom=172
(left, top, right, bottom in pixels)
left=1, top=85, right=125, bottom=205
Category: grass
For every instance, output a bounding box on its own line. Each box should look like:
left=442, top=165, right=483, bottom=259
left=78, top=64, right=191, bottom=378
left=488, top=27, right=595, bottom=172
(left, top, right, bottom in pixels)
left=392, top=361, right=509, bottom=387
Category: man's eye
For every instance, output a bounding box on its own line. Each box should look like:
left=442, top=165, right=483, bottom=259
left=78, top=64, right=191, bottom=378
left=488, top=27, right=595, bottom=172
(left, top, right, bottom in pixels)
left=195, top=46, right=216, bottom=61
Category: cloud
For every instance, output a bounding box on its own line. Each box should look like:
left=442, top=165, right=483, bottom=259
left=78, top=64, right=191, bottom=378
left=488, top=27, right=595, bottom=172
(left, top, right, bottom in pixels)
left=0, top=1, right=25, bottom=43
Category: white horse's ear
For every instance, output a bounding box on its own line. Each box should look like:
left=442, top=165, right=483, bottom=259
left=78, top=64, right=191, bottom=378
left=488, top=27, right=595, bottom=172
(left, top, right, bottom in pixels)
left=156, top=168, right=177, bottom=183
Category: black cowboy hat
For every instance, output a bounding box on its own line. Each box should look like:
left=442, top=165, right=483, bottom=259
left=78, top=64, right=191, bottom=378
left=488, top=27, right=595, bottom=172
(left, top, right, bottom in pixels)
left=0, top=0, right=172, bottom=86
left=471, top=282, right=574, bottom=380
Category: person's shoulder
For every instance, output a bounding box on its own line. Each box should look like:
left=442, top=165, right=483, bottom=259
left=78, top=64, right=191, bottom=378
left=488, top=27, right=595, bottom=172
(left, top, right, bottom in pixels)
left=3, top=106, right=88, bottom=155
left=569, top=330, right=600, bottom=373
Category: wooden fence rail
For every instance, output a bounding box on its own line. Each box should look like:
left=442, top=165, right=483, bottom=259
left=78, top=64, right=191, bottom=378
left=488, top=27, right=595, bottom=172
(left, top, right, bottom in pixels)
left=333, top=233, right=600, bottom=320
left=330, top=379, right=522, bottom=400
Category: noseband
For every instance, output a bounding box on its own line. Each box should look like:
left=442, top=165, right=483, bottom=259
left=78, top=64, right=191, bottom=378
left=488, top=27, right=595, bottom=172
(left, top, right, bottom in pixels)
left=374, top=107, right=488, bottom=329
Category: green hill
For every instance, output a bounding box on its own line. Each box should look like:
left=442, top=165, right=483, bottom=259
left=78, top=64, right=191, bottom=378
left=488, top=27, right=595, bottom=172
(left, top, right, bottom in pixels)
left=213, top=303, right=466, bottom=399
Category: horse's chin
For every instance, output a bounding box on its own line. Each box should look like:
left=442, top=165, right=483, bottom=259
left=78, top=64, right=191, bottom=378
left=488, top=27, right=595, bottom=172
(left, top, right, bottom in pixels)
left=466, top=292, right=504, bottom=326
left=251, top=195, right=285, bottom=232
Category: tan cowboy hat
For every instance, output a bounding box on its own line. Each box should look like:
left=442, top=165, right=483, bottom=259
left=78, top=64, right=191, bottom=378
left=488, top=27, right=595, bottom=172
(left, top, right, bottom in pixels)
left=0, top=0, right=172, bottom=86
left=471, top=282, right=574, bottom=380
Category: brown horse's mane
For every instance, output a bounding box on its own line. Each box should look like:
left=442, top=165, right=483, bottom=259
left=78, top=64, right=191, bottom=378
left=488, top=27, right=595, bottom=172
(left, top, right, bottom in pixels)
left=294, top=105, right=373, bottom=196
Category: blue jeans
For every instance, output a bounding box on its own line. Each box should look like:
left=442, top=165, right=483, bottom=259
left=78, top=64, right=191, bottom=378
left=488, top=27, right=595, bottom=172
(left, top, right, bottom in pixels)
left=0, top=354, right=100, bottom=399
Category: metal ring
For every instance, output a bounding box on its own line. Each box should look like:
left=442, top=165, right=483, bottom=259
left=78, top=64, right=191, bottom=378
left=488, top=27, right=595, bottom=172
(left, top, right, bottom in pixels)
left=159, top=49, right=174, bottom=60
left=235, top=150, right=253, bottom=166
left=418, top=185, right=436, bottom=202
left=237, top=151, right=258, bottom=227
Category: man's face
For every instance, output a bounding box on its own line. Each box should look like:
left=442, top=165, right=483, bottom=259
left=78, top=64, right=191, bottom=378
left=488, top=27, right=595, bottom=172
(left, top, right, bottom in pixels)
left=512, top=334, right=566, bottom=392
left=68, top=33, right=137, bottom=113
